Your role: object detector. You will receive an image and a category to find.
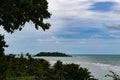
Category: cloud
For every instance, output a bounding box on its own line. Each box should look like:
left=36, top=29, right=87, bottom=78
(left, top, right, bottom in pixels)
left=36, top=36, right=88, bottom=47
left=92, top=34, right=103, bottom=38
left=36, top=36, right=60, bottom=44
left=109, top=30, right=120, bottom=34
left=105, top=24, right=120, bottom=30
left=3, top=0, right=120, bottom=54
left=110, top=35, right=120, bottom=38
left=88, top=2, right=116, bottom=12
left=79, top=39, right=87, bottom=45
left=48, top=0, right=120, bottom=20
left=55, top=26, right=111, bottom=39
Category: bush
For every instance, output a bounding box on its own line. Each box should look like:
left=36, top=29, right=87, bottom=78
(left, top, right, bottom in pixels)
left=105, top=71, right=120, bottom=80
left=0, top=55, right=98, bottom=80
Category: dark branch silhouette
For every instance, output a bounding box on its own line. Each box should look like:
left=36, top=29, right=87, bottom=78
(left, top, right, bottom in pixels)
left=0, top=0, right=51, bottom=56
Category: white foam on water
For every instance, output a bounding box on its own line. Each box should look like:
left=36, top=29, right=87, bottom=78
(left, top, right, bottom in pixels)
left=34, top=57, right=120, bottom=80
left=48, top=60, right=120, bottom=80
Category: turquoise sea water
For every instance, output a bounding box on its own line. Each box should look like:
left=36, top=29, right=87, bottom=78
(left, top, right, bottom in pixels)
left=34, top=55, right=120, bottom=80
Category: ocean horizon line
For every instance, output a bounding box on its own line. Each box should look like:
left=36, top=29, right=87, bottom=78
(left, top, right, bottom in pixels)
left=71, top=54, right=120, bottom=56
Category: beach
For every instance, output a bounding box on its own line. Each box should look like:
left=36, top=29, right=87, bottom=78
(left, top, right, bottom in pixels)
left=34, top=55, right=120, bottom=80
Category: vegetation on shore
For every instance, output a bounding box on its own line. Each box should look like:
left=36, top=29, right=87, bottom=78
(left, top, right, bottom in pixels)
left=34, top=52, right=71, bottom=57
left=0, top=53, right=120, bottom=80
left=0, top=54, right=97, bottom=80
left=105, top=71, right=120, bottom=80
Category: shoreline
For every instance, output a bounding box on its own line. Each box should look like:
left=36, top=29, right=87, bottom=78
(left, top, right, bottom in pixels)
left=36, top=56, right=120, bottom=80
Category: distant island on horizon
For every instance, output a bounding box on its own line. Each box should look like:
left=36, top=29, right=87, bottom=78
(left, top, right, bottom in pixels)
left=34, top=52, right=72, bottom=57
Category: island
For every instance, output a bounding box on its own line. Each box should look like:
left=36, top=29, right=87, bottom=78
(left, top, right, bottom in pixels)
left=34, top=52, right=72, bottom=57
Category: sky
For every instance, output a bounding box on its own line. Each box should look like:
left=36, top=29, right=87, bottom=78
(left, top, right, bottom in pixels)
left=1, top=0, right=120, bottom=55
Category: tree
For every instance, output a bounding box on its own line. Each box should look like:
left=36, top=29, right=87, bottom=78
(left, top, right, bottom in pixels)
left=0, top=0, right=51, bottom=33
left=0, top=0, right=51, bottom=56
left=53, top=61, right=64, bottom=80
left=0, top=35, right=8, bottom=57
left=51, top=61, right=98, bottom=80
left=105, top=71, right=120, bottom=80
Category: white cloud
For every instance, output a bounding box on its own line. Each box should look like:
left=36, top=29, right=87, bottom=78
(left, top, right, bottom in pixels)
left=110, top=35, right=120, bottom=38
left=109, top=30, right=120, bottom=34
left=36, top=36, right=60, bottom=42
left=92, top=34, right=103, bottom=38
left=79, top=39, right=87, bottom=45
left=48, top=0, right=120, bottom=20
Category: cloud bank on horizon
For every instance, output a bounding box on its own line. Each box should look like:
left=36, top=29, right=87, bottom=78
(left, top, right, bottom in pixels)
left=3, top=0, right=120, bottom=54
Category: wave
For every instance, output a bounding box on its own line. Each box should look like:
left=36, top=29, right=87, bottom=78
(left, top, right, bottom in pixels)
left=49, top=60, right=120, bottom=72
left=36, top=57, right=120, bottom=80
left=35, top=57, right=120, bottom=80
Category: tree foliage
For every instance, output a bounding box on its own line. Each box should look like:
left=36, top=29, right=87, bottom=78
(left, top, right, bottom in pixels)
left=0, top=35, right=8, bottom=57
left=0, top=0, right=51, bottom=33
left=0, top=0, right=51, bottom=56
left=105, top=71, right=120, bottom=80
left=0, top=55, right=98, bottom=80
left=50, top=60, right=98, bottom=80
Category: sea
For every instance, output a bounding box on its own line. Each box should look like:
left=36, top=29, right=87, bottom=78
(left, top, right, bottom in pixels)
left=34, top=55, right=120, bottom=80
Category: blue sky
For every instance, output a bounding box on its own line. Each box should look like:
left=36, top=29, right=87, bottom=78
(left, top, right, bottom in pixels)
left=2, top=0, right=120, bottom=54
